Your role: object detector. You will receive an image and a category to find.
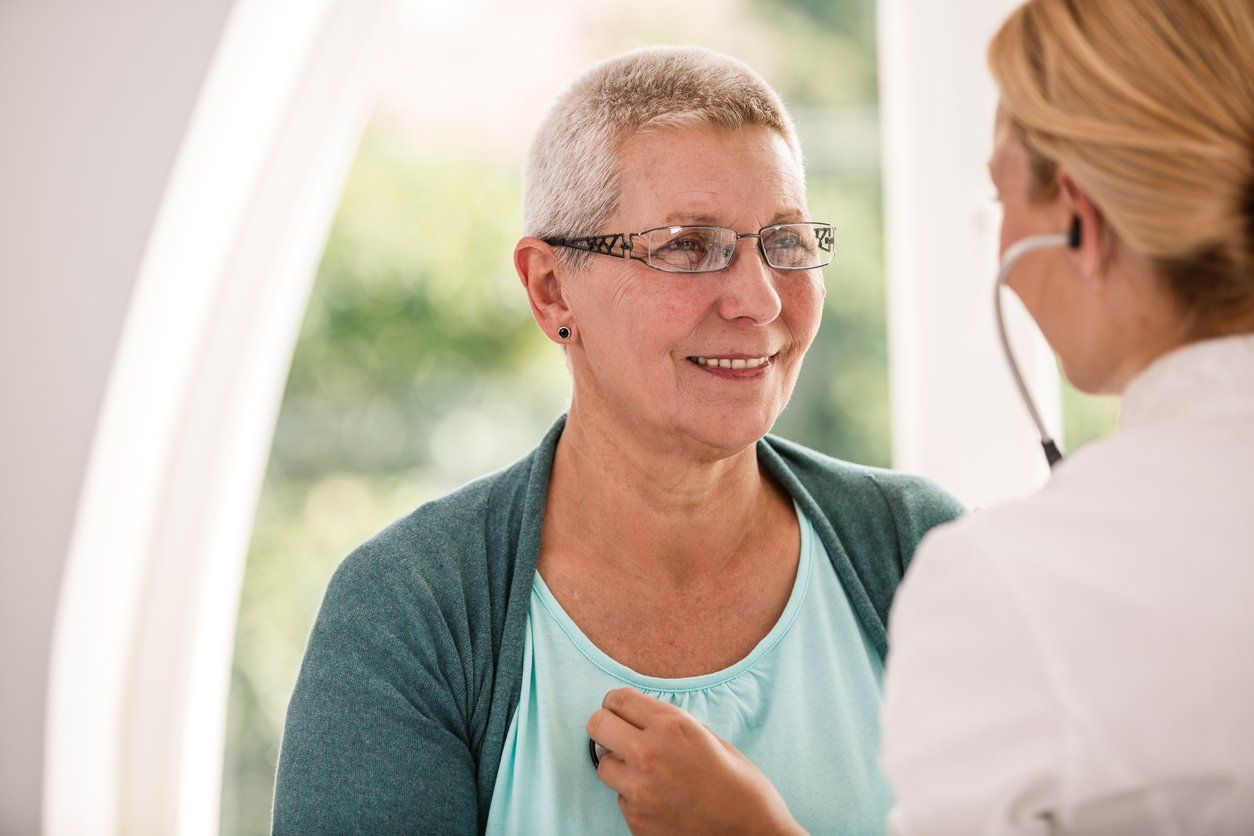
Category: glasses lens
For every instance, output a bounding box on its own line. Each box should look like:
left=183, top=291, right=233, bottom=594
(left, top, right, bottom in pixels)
left=761, top=223, right=834, bottom=269
left=642, top=227, right=736, bottom=273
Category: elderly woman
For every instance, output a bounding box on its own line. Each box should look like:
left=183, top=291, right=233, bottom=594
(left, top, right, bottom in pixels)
left=272, top=46, right=961, bottom=834
left=586, top=2, right=1254, bottom=834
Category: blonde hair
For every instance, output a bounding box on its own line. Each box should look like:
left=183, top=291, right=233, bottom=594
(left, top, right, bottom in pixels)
left=989, top=0, right=1254, bottom=333
left=523, top=46, right=803, bottom=271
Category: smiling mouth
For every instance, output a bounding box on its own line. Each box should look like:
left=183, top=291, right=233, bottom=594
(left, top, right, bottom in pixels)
left=686, top=353, right=777, bottom=370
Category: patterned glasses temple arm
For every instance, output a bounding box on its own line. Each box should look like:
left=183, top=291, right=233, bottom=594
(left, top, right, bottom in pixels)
left=816, top=225, right=835, bottom=252
left=542, top=233, right=633, bottom=258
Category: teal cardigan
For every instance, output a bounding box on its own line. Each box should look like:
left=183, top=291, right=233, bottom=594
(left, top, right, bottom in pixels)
left=272, top=415, right=963, bottom=834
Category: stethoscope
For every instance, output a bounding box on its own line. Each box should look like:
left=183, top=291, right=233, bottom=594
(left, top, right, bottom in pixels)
left=993, top=217, right=1081, bottom=468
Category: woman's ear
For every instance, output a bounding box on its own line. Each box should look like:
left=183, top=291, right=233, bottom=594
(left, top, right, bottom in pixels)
left=1057, top=171, right=1105, bottom=279
left=515, top=237, right=575, bottom=343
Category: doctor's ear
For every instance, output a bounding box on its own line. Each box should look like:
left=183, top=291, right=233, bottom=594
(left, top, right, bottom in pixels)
left=1058, top=172, right=1106, bottom=278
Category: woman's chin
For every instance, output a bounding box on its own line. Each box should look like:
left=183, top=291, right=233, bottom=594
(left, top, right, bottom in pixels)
left=680, top=407, right=779, bottom=455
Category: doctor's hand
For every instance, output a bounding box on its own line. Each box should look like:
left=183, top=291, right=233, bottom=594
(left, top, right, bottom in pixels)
left=587, top=688, right=806, bottom=836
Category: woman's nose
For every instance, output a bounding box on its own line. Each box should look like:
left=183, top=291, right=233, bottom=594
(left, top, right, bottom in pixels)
left=716, top=240, right=783, bottom=325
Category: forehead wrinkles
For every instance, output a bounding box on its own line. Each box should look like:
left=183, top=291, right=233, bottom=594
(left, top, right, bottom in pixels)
left=625, top=168, right=807, bottom=229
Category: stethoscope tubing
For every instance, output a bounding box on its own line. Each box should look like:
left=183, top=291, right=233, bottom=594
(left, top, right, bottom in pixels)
left=994, top=233, right=1069, bottom=468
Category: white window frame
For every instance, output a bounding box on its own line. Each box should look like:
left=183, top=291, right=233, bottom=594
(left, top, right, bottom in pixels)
left=43, top=1, right=394, bottom=833
left=879, top=0, right=1061, bottom=507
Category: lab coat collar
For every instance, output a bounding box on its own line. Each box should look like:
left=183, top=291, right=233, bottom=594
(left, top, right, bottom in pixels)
left=1119, top=333, right=1254, bottom=432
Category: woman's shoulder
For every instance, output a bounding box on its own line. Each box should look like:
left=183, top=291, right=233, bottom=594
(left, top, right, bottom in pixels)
left=760, top=434, right=966, bottom=652
left=276, top=457, right=549, bottom=834
left=760, top=434, right=966, bottom=539
left=328, top=449, right=540, bottom=608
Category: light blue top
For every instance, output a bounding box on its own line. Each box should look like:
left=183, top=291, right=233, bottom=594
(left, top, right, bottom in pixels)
left=485, top=504, right=893, bottom=835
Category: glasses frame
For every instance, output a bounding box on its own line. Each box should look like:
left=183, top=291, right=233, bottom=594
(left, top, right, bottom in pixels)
left=542, top=222, right=835, bottom=274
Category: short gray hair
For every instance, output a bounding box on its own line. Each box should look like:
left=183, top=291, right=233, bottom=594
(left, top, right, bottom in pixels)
left=522, top=45, right=804, bottom=271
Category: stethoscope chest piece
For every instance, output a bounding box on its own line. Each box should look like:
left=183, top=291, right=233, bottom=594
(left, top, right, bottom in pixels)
left=589, top=737, right=608, bottom=768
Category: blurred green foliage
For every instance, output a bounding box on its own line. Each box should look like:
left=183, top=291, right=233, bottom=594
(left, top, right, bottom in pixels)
left=1063, top=381, right=1121, bottom=452
left=219, top=2, right=1115, bottom=832
left=746, top=0, right=879, bottom=107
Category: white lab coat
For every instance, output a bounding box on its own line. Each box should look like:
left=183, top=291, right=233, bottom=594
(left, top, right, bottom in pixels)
left=882, top=334, right=1254, bottom=836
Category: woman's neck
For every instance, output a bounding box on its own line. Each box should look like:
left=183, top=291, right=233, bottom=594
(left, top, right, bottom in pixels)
left=543, top=399, right=787, bottom=589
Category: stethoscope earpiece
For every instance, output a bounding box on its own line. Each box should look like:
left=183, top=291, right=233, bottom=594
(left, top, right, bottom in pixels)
left=1068, top=216, right=1082, bottom=250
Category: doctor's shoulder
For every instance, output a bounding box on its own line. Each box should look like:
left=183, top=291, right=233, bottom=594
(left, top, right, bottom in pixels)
left=893, top=433, right=1140, bottom=618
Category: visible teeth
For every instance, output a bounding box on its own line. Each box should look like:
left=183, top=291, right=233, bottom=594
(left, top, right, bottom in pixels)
left=691, top=355, right=770, bottom=369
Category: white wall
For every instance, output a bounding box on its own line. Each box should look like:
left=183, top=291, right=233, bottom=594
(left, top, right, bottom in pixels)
left=0, top=3, right=235, bottom=830
left=0, top=1, right=393, bottom=833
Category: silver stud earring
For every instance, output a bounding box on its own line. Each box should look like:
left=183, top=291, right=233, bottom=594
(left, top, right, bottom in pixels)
left=557, top=326, right=571, bottom=340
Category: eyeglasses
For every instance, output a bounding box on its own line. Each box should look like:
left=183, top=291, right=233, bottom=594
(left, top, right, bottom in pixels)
left=543, top=222, right=835, bottom=274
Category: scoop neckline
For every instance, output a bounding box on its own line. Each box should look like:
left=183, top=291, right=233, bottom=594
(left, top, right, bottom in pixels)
left=531, top=501, right=815, bottom=694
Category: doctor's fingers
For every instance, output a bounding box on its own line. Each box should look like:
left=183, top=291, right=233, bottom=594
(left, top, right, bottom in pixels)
left=587, top=708, right=646, bottom=762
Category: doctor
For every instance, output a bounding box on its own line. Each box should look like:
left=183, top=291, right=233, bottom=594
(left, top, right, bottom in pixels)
left=585, top=0, right=1254, bottom=832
